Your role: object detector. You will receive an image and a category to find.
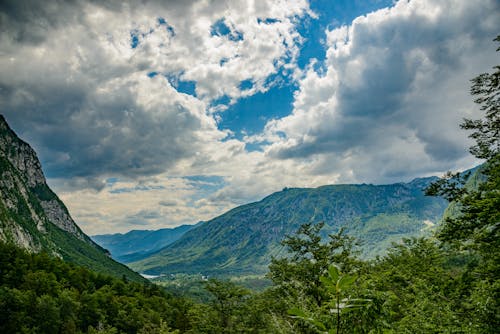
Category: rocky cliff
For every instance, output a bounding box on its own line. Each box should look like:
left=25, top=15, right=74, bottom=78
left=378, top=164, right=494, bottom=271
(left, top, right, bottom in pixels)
left=0, top=115, right=144, bottom=281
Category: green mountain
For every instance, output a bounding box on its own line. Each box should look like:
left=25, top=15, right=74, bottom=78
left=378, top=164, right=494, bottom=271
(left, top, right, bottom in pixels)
left=92, top=224, right=197, bottom=263
left=0, top=115, right=144, bottom=282
left=131, top=178, right=448, bottom=277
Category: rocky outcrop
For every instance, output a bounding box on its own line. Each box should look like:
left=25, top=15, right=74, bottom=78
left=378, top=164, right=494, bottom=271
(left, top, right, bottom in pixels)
left=0, top=115, right=86, bottom=243
left=0, top=116, right=45, bottom=187
left=40, top=200, right=81, bottom=236
left=0, top=115, right=144, bottom=281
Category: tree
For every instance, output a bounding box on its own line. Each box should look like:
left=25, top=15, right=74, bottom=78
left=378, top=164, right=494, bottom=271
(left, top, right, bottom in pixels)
left=362, top=238, right=470, bottom=333
left=426, top=35, right=499, bottom=253
left=267, top=222, right=361, bottom=333
left=268, top=222, right=360, bottom=309
left=289, top=265, right=371, bottom=334
left=462, top=36, right=500, bottom=160
left=203, top=279, right=250, bottom=333
left=426, top=35, right=500, bottom=332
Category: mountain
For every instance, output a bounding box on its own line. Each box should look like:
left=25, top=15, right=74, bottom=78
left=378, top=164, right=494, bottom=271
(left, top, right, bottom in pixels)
left=131, top=179, right=448, bottom=276
left=92, top=224, right=196, bottom=263
left=0, top=115, right=144, bottom=282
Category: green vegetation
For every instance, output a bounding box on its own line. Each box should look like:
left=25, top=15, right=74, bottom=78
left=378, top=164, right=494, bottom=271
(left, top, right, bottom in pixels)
left=45, top=222, right=146, bottom=282
left=0, top=242, right=185, bottom=334
left=288, top=264, right=371, bottom=334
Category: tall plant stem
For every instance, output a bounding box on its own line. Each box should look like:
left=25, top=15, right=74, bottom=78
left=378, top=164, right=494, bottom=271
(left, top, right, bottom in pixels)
left=337, top=290, right=341, bottom=334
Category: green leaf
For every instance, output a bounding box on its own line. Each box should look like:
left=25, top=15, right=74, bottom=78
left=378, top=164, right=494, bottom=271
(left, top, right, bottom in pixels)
left=320, top=276, right=334, bottom=289
left=288, top=307, right=327, bottom=331
left=337, top=273, right=356, bottom=290
left=328, top=264, right=340, bottom=281
left=288, top=307, right=308, bottom=318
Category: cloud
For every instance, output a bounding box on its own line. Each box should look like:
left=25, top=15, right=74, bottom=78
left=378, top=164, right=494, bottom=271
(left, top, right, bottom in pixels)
left=125, top=209, right=162, bottom=225
left=264, top=0, right=499, bottom=184
left=57, top=176, right=236, bottom=234
left=0, top=0, right=84, bottom=45
left=158, top=200, right=178, bottom=207
left=0, top=0, right=312, bottom=185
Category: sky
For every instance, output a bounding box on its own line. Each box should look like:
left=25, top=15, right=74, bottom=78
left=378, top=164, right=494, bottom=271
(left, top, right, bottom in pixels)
left=0, top=0, right=498, bottom=235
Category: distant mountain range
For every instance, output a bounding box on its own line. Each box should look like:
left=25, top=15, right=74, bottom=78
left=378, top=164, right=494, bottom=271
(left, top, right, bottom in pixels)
left=129, top=178, right=449, bottom=277
left=92, top=224, right=197, bottom=263
left=0, top=115, right=144, bottom=282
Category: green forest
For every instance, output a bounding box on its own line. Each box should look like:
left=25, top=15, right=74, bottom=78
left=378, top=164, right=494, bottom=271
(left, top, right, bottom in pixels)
left=1, top=38, right=499, bottom=333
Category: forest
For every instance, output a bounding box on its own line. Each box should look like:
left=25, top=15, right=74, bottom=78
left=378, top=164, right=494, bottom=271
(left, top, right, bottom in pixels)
left=0, top=38, right=498, bottom=333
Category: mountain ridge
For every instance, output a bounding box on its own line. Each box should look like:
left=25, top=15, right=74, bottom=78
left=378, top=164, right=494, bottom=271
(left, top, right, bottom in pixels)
left=130, top=177, right=448, bottom=276
left=92, top=223, right=197, bottom=263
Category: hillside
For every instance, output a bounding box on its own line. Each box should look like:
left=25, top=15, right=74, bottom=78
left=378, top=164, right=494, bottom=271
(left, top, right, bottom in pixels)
left=0, top=115, right=144, bottom=281
left=131, top=179, right=448, bottom=276
left=92, top=224, right=196, bottom=263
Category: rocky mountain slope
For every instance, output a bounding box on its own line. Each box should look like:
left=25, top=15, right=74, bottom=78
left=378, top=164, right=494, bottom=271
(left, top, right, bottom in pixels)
left=131, top=179, right=448, bottom=276
left=0, top=115, right=144, bottom=281
left=92, top=224, right=196, bottom=263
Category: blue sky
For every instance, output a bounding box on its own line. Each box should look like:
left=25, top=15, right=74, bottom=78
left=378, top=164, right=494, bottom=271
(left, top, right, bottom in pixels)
left=216, top=0, right=395, bottom=141
left=0, top=0, right=498, bottom=234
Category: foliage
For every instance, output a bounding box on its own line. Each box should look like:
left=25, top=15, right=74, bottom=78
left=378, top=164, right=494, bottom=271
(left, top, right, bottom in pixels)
left=360, top=238, right=471, bottom=332
left=204, top=279, right=249, bottom=331
left=266, top=222, right=366, bottom=333
left=289, top=264, right=371, bottom=334
left=268, top=222, right=360, bottom=309
left=424, top=34, right=500, bottom=333
left=427, top=36, right=499, bottom=245
left=463, top=36, right=500, bottom=160
left=0, top=242, right=187, bottom=334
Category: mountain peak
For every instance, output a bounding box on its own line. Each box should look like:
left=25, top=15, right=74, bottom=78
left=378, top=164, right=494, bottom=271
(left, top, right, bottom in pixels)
left=0, top=114, right=47, bottom=188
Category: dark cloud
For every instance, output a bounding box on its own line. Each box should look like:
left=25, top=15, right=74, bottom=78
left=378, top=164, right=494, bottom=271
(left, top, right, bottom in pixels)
left=0, top=0, right=82, bottom=44
left=124, top=209, right=163, bottom=226
left=4, top=87, right=206, bottom=180
left=0, top=0, right=216, bottom=185
left=158, top=200, right=177, bottom=207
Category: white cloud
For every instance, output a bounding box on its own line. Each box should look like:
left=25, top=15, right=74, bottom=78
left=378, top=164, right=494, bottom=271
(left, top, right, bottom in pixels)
left=263, top=0, right=499, bottom=183
left=0, top=0, right=311, bottom=179
left=56, top=175, right=232, bottom=235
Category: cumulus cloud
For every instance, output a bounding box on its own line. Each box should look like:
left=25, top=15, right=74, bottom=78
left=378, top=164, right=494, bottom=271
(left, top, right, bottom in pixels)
left=0, top=0, right=311, bottom=183
left=264, top=0, right=499, bottom=184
